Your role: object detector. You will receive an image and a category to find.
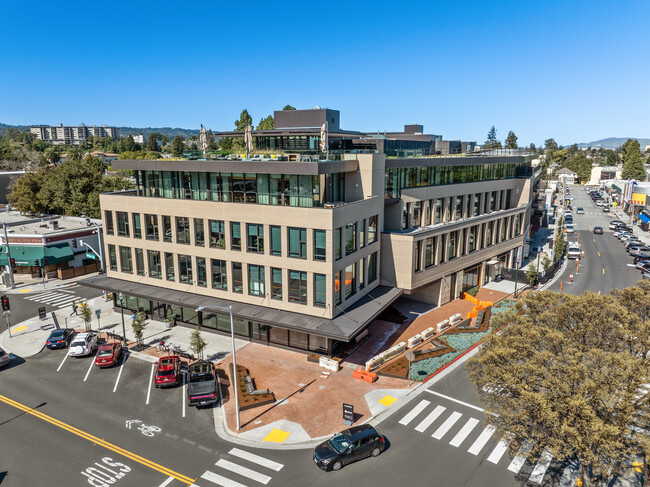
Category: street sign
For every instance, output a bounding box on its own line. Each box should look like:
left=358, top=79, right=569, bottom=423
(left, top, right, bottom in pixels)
left=38, top=307, right=46, bottom=319
left=95, top=309, right=101, bottom=317
left=405, top=351, right=415, bottom=362
left=342, top=403, right=354, bottom=425
left=85, top=252, right=96, bottom=260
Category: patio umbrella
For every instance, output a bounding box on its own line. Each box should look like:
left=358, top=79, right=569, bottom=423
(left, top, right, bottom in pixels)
left=199, top=125, right=208, bottom=156
left=320, top=122, right=328, bottom=153
left=245, top=124, right=253, bottom=156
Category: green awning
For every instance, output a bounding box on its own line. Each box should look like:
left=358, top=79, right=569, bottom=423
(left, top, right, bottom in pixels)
left=612, top=184, right=622, bottom=193
left=0, top=243, right=73, bottom=266
left=43, top=243, right=74, bottom=265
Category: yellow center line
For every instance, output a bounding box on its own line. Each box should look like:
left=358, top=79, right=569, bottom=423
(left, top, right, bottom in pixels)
left=603, top=268, right=605, bottom=275
left=0, top=394, right=195, bottom=485
left=598, top=290, right=601, bottom=295
left=597, top=251, right=600, bottom=257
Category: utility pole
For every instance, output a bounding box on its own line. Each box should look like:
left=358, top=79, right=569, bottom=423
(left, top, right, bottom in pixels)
left=3, top=224, right=15, bottom=289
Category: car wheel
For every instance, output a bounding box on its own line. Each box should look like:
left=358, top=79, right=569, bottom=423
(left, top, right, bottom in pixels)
left=371, top=447, right=381, bottom=457
left=331, top=461, right=343, bottom=471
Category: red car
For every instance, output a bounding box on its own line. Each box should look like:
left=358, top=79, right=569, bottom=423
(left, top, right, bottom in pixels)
left=155, top=356, right=182, bottom=388
left=94, top=343, right=123, bottom=368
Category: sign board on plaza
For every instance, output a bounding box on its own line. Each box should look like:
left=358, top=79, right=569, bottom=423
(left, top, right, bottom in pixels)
left=343, top=403, right=354, bottom=425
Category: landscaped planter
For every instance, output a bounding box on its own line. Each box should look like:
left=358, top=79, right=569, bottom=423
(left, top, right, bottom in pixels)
left=229, top=363, right=275, bottom=411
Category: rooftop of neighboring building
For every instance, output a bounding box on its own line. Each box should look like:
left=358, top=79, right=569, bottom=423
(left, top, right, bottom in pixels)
left=0, top=210, right=102, bottom=236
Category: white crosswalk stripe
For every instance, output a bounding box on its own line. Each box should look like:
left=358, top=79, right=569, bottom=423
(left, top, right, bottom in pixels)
left=529, top=449, right=554, bottom=484
left=200, top=471, right=247, bottom=487
left=228, top=448, right=283, bottom=471
left=22, top=291, right=84, bottom=309
left=487, top=437, right=511, bottom=464
left=449, top=417, right=480, bottom=447
left=414, top=405, right=446, bottom=432
left=507, top=441, right=533, bottom=473
left=198, top=449, right=284, bottom=487
left=467, top=425, right=496, bottom=455
left=214, top=459, right=271, bottom=484
left=432, top=411, right=463, bottom=439
left=399, top=399, right=430, bottom=425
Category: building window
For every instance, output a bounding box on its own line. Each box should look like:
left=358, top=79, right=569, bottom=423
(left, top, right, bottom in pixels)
left=469, top=226, right=477, bottom=252
left=117, top=212, right=130, bottom=237
left=288, top=270, right=307, bottom=304
left=359, top=258, right=365, bottom=290
left=425, top=237, right=435, bottom=268
left=232, top=262, right=243, bottom=293
left=211, top=259, right=227, bottom=290
left=108, top=244, right=117, bottom=271
left=270, top=225, right=282, bottom=256
left=455, top=196, right=463, bottom=221
left=165, top=252, right=175, bottom=281
left=413, top=202, right=421, bottom=228
left=345, top=222, right=357, bottom=255
left=314, top=274, right=326, bottom=308
left=448, top=231, right=458, bottom=259
left=147, top=250, right=161, bottom=278
left=288, top=227, right=307, bottom=259
left=194, top=218, right=204, bottom=247
left=209, top=220, right=225, bottom=249
left=368, top=215, right=378, bottom=243
left=269, top=327, right=289, bottom=346
left=289, top=330, right=309, bottom=350
left=334, top=228, right=342, bottom=260
left=271, top=268, right=282, bottom=300
left=133, top=213, right=142, bottom=239
left=196, top=257, right=207, bottom=287
left=514, top=214, right=521, bottom=236
left=314, top=230, right=326, bottom=261
left=145, top=214, right=159, bottom=241
left=247, top=224, right=264, bottom=253
left=334, top=270, right=342, bottom=305
left=248, top=264, right=265, bottom=296
left=359, top=220, right=366, bottom=248
left=344, top=264, right=356, bottom=300
left=473, top=194, right=480, bottom=216
left=162, top=216, right=172, bottom=243
left=135, top=248, right=145, bottom=276
left=119, top=246, right=132, bottom=273
left=179, top=254, right=193, bottom=284
left=435, top=199, right=442, bottom=223
left=231, top=222, right=241, bottom=251
left=105, top=211, right=114, bottom=236
left=176, top=216, right=190, bottom=245
left=414, top=241, right=422, bottom=272
left=368, top=252, right=377, bottom=283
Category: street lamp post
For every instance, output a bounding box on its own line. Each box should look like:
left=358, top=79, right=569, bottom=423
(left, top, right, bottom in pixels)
left=81, top=215, right=106, bottom=301
left=118, top=292, right=127, bottom=346
left=196, top=304, right=240, bottom=431
left=513, top=256, right=520, bottom=298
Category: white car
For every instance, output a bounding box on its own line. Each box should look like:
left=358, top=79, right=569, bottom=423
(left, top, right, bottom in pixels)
left=68, top=332, right=99, bottom=357
left=0, top=347, right=10, bottom=368
left=565, top=224, right=575, bottom=233
left=595, top=200, right=604, bottom=207
left=576, top=207, right=585, bottom=214
left=567, top=243, right=582, bottom=259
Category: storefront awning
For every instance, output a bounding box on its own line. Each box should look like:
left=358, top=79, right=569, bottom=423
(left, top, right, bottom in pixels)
left=612, top=184, right=622, bottom=193
left=0, top=244, right=74, bottom=266
left=639, top=214, right=650, bottom=224
left=43, top=243, right=74, bottom=264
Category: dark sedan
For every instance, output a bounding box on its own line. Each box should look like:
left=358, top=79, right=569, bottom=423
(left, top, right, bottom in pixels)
left=593, top=226, right=603, bottom=234
left=45, top=328, right=76, bottom=349
left=313, top=425, right=385, bottom=471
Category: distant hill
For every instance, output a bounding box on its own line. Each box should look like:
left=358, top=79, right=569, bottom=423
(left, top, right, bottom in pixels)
left=576, top=137, right=650, bottom=149
left=0, top=122, right=201, bottom=139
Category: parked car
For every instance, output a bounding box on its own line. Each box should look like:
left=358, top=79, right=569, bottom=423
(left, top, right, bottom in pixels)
left=630, top=247, right=650, bottom=256
left=596, top=200, right=604, bottom=206
left=576, top=207, right=585, bottom=214
left=0, top=347, right=10, bottom=368
left=635, top=259, right=650, bottom=269
left=313, top=425, right=386, bottom=471
left=565, top=224, right=575, bottom=233
left=567, top=243, right=582, bottom=259
left=609, top=220, right=624, bottom=229
left=643, top=270, right=650, bottom=280
left=68, top=332, right=99, bottom=357
left=602, top=206, right=610, bottom=212
left=634, top=255, right=650, bottom=264
left=593, top=226, right=604, bottom=234
left=625, top=239, right=644, bottom=248
left=155, top=356, right=182, bottom=388
left=94, top=342, right=123, bottom=368
left=45, top=328, right=76, bottom=349
left=187, top=360, right=218, bottom=407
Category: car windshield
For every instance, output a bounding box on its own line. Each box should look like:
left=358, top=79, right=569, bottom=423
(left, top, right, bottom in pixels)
left=190, top=363, right=213, bottom=381
left=50, top=331, right=65, bottom=339
left=70, top=340, right=86, bottom=347
left=157, top=370, right=175, bottom=376
left=97, top=349, right=113, bottom=357
left=328, top=433, right=351, bottom=454
left=160, top=358, right=176, bottom=366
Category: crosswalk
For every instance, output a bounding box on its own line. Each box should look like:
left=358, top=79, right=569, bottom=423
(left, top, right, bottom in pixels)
left=184, top=448, right=284, bottom=487
left=397, top=398, right=564, bottom=485
left=23, top=289, right=85, bottom=309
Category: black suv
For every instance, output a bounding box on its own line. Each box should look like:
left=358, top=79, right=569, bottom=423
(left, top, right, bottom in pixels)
left=313, top=425, right=385, bottom=471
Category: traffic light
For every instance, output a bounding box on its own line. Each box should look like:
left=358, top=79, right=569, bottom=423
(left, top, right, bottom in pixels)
left=34, top=259, right=40, bottom=267
left=71, top=238, right=77, bottom=249
left=1, top=296, right=9, bottom=311
left=9, top=258, right=15, bottom=268
left=42, top=257, right=48, bottom=266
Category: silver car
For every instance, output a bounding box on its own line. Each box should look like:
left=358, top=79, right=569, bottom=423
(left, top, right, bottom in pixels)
left=68, top=332, right=99, bottom=357
left=0, top=347, right=10, bottom=368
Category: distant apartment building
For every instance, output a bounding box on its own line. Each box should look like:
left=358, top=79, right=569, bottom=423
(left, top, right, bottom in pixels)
left=30, top=124, right=120, bottom=145
left=81, top=108, right=534, bottom=356
left=131, top=134, right=145, bottom=145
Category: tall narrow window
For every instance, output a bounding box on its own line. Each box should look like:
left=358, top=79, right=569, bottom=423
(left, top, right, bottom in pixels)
left=271, top=268, right=282, bottom=300
left=178, top=254, right=193, bottom=284
left=135, top=248, right=145, bottom=276
left=270, top=225, right=282, bottom=256
left=345, top=222, right=357, bottom=255
left=105, top=211, right=114, bottom=236
left=232, top=262, right=243, bottom=293
left=359, top=220, right=366, bottom=248
left=368, top=215, right=378, bottom=243
left=344, top=264, right=356, bottom=300
left=211, top=259, right=227, bottom=290
left=165, top=252, right=175, bottom=281
left=147, top=250, right=161, bottom=278
left=288, top=270, right=307, bottom=304
left=334, top=228, right=342, bottom=260
left=359, top=258, right=365, bottom=290
left=162, top=216, right=172, bottom=243
left=194, top=218, right=204, bottom=247
left=247, top=224, right=264, bottom=253
left=314, top=274, right=326, bottom=308
left=133, top=213, right=142, bottom=239
left=414, top=241, right=422, bottom=272
left=145, top=214, right=159, bottom=241
left=368, top=252, right=377, bottom=283
left=108, top=244, right=117, bottom=271
left=314, top=230, right=326, bottom=261
left=119, top=246, right=132, bottom=273
left=334, top=270, right=342, bottom=305
left=196, top=257, right=207, bottom=287
left=248, top=264, right=265, bottom=296
left=117, top=212, right=130, bottom=237
left=209, top=220, right=225, bottom=249
left=425, top=237, right=435, bottom=268
left=176, top=216, right=190, bottom=245
left=231, top=222, right=241, bottom=251
left=288, top=227, right=307, bottom=259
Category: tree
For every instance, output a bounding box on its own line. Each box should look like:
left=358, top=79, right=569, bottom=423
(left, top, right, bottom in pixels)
left=282, top=105, right=296, bottom=110
left=119, top=135, right=137, bottom=153
left=605, top=150, right=620, bottom=166
left=544, top=138, right=558, bottom=152
left=43, top=146, right=61, bottom=165
left=190, top=325, right=208, bottom=360
left=505, top=131, right=518, bottom=149
left=566, top=151, right=592, bottom=183
left=66, top=145, right=85, bottom=162
left=541, top=255, right=552, bottom=270
left=554, top=233, right=566, bottom=258
left=146, top=133, right=160, bottom=152
left=78, top=302, right=92, bottom=331
left=131, top=311, right=148, bottom=348
left=484, top=126, right=501, bottom=149
left=621, top=139, right=646, bottom=181
left=466, top=283, right=650, bottom=487
left=234, top=109, right=253, bottom=131
left=171, top=136, right=185, bottom=158
left=256, top=115, right=274, bottom=130
left=529, top=143, right=537, bottom=151
left=524, top=263, right=538, bottom=286
left=206, top=129, right=217, bottom=151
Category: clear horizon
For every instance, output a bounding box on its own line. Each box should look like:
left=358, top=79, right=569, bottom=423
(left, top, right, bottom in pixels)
left=1, top=0, right=648, bottom=147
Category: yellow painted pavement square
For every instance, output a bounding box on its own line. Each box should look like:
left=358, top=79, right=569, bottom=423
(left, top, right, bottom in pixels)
left=11, top=325, right=28, bottom=333
left=263, top=428, right=291, bottom=443
left=379, top=395, right=397, bottom=407
left=19, top=289, right=31, bottom=293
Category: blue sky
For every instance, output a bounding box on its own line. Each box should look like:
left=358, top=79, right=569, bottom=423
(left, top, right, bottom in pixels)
left=1, top=0, right=648, bottom=146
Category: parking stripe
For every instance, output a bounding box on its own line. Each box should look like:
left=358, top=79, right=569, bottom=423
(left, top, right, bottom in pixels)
left=56, top=352, right=69, bottom=372
left=113, top=361, right=125, bottom=393
left=215, top=459, right=272, bottom=484
left=228, top=448, right=283, bottom=471
left=182, top=373, right=186, bottom=418
left=83, top=356, right=95, bottom=381
left=146, top=363, right=155, bottom=405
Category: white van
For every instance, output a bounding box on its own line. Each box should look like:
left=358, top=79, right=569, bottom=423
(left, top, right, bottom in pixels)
left=567, top=243, right=582, bottom=259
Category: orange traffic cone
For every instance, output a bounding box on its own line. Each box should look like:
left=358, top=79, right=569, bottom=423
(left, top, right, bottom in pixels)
left=560, top=281, right=563, bottom=291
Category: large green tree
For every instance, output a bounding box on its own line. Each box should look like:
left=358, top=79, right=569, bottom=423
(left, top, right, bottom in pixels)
left=171, top=136, right=185, bottom=157
left=146, top=132, right=161, bottom=152
left=282, top=105, right=296, bottom=111
left=505, top=131, right=518, bottom=149
left=621, top=139, right=646, bottom=180
left=484, top=126, right=501, bottom=149
left=544, top=138, right=558, bottom=152
left=256, top=115, right=274, bottom=130
left=467, top=284, right=650, bottom=487
left=234, top=109, right=253, bottom=131
left=605, top=150, right=620, bottom=166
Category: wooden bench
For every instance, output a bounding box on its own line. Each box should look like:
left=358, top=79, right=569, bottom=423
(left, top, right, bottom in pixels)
left=243, top=374, right=269, bottom=395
